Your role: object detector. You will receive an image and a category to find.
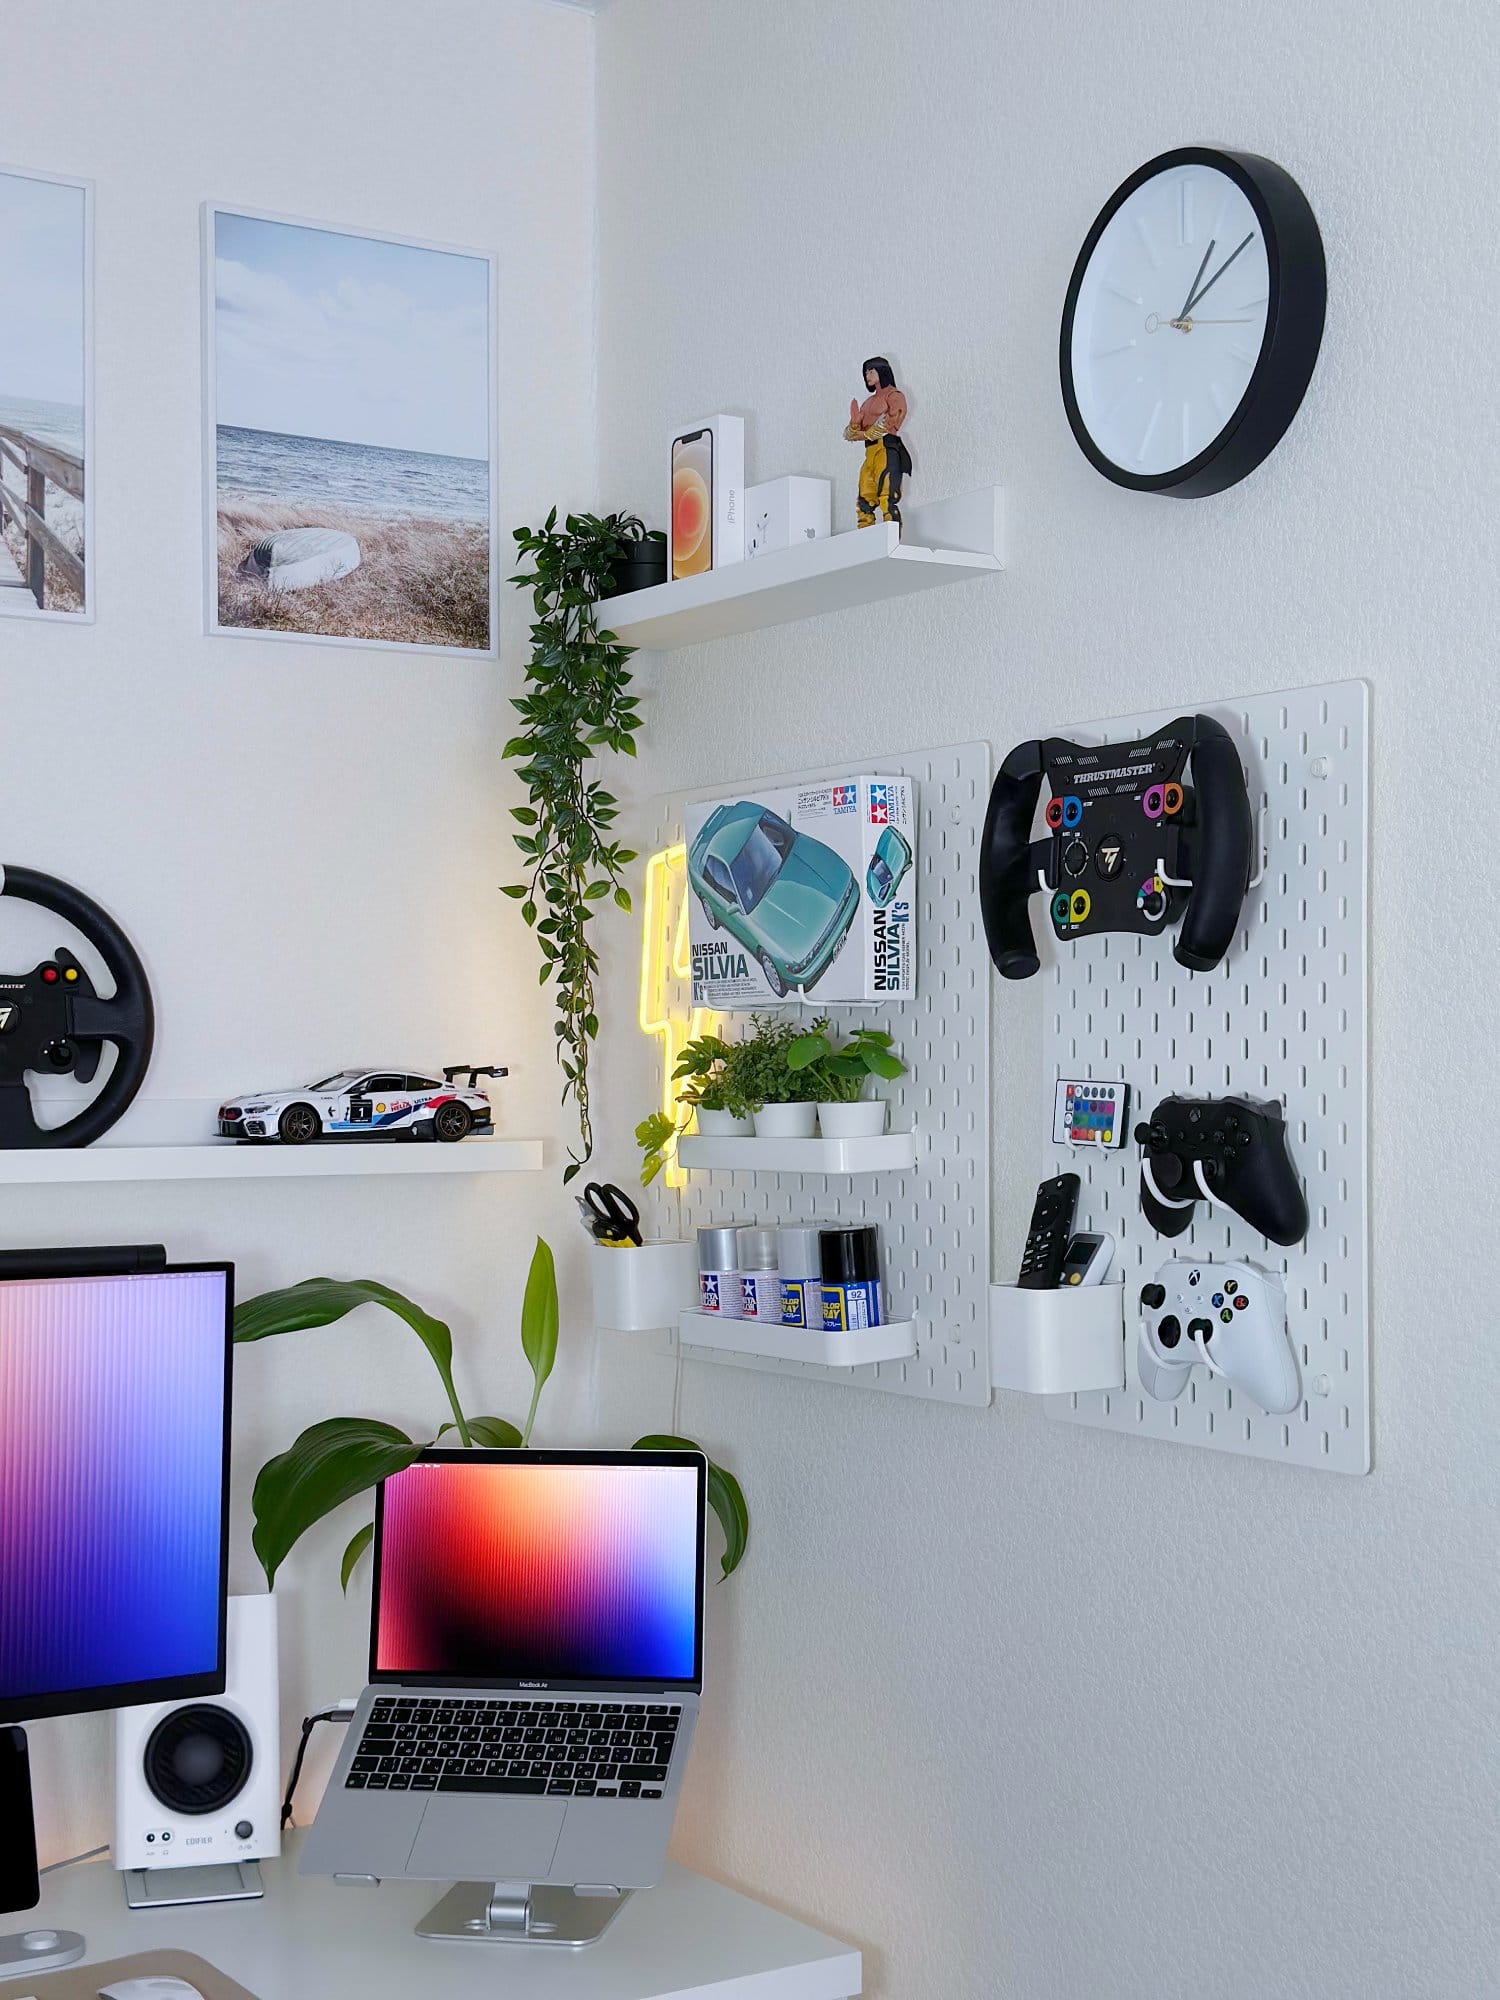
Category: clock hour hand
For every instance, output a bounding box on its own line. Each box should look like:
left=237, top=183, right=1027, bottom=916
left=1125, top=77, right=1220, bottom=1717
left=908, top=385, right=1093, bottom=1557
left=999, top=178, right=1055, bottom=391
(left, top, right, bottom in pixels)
left=1182, top=231, right=1255, bottom=318
left=1177, top=240, right=1214, bottom=322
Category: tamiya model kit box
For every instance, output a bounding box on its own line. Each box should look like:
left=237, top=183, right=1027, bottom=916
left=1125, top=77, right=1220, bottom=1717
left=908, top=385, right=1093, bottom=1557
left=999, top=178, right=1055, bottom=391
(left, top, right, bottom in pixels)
left=685, top=776, right=917, bottom=1006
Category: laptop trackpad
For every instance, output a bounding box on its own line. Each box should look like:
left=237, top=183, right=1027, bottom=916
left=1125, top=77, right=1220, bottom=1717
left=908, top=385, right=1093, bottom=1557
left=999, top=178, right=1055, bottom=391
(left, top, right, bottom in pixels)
left=408, top=1796, right=568, bottom=1883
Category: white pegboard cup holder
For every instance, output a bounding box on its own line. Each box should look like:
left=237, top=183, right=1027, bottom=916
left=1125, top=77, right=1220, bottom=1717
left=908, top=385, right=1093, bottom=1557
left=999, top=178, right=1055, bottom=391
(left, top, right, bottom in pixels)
left=988, top=1279, right=1126, bottom=1396
left=590, top=1240, right=701, bottom=1332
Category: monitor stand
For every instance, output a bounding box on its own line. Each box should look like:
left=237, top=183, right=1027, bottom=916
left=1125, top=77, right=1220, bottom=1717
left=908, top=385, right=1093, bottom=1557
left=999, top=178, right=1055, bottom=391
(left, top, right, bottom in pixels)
left=0, top=1927, right=87, bottom=1978
left=417, top=1880, right=632, bottom=1948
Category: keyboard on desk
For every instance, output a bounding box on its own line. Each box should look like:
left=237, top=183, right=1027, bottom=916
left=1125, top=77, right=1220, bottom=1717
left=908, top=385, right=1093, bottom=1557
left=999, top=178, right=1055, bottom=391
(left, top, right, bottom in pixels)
left=345, top=1695, right=682, bottom=1801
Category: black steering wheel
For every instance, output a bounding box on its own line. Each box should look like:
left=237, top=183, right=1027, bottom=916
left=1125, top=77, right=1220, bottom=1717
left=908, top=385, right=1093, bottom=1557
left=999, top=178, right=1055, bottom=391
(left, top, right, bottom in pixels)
left=0, top=866, right=155, bottom=1148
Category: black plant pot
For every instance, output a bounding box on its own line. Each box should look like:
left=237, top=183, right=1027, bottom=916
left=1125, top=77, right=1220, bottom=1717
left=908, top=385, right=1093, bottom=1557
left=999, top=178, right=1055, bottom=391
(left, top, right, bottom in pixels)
left=601, top=531, right=667, bottom=598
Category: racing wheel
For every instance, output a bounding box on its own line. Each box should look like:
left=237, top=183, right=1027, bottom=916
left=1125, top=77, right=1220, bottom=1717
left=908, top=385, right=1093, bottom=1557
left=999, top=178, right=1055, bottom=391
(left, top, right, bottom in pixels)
left=0, top=866, right=155, bottom=1148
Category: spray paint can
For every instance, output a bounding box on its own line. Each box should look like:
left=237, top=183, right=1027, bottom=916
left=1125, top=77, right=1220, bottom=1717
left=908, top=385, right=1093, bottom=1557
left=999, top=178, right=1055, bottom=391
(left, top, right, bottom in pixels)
left=697, top=1226, right=742, bottom=1318
left=820, top=1225, right=883, bottom=1330
left=777, top=1224, right=822, bottom=1327
left=736, top=1227, right=781, bottom=1321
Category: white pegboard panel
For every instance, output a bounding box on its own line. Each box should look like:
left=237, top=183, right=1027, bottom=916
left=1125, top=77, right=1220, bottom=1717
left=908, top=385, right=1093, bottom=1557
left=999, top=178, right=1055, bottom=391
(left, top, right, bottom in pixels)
left=648, top=743, right=992, bottom=1405
left=1037, top=681, right=1370, bottom=1472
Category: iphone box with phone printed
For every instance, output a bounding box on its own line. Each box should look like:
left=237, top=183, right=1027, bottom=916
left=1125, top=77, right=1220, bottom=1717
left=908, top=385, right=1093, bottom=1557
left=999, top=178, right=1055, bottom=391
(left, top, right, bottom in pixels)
left=668, top=415, right=744, bottom=578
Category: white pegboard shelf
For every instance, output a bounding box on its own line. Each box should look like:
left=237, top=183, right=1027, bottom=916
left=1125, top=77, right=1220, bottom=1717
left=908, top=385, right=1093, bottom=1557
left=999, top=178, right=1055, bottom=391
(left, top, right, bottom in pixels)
left=604, top=488, right=1002, bottom=650
left=990, top=1280, right=1126, bottom=1396
left=1035, top=680, right=1371, bottom=1473
left=677, top=1130, right=916, bottom=1175
left=0, top=1136, right=545, bottom=1184
left=649, top=741, right=993, bottom=1404
left=679, top=1309, right=916, bottom=1369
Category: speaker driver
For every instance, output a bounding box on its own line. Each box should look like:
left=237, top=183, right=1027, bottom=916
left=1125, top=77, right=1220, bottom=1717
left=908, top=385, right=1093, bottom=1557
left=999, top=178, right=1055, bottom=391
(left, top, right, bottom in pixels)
left=142, top=1705, right=253, bottom=1815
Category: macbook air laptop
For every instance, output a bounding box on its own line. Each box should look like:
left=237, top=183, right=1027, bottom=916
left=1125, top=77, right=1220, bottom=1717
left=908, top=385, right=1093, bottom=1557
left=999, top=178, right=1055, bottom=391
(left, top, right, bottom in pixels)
left=301, top=1448, right=706, bottom=1942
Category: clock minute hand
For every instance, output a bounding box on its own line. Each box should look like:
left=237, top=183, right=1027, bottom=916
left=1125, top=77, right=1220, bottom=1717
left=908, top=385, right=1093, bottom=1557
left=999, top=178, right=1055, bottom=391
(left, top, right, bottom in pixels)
left=1177, top=240, right=1214, bottom=322
left=1182, top=230, right=1255, bottom=318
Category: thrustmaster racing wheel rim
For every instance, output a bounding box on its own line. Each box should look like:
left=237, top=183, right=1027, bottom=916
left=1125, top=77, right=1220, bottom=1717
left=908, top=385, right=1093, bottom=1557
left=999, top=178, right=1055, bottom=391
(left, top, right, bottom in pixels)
left=0, top=865, right=155, bottom=1149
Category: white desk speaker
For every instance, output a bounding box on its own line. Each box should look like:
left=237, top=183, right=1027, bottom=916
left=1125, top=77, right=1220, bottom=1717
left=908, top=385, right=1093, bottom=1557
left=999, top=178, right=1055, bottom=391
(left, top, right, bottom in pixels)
left=114, top=1594, right=281, bottom=1888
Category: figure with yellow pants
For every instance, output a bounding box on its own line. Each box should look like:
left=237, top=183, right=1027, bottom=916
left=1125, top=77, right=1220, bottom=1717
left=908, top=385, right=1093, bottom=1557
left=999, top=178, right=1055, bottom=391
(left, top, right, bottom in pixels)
left=844, top=356, right=912, bottom=528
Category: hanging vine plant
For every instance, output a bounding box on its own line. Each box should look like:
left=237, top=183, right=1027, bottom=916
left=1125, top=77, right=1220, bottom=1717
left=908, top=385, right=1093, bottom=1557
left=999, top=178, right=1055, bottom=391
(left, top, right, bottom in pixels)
left=505, top=510, right=650, bottom=1182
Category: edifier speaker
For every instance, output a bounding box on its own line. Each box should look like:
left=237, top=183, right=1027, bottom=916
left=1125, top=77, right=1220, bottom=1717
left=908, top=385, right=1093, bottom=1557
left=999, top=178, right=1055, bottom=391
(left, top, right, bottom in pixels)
left=113, top=1595, right=280, bottom=1902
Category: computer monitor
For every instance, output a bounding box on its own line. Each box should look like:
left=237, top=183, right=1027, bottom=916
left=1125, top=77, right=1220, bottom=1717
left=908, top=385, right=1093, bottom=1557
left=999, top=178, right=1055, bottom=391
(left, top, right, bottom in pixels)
left=0, top=1256, right=232, bottom=1967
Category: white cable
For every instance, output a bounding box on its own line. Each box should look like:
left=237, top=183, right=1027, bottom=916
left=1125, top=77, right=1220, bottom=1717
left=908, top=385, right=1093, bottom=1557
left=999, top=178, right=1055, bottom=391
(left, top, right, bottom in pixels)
left=1141, top=1156, right=1196, bottom=1211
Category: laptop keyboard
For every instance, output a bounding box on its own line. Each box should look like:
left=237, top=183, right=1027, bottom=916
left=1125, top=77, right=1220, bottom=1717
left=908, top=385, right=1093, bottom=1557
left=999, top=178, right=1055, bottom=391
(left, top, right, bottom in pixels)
left=344, top=1696, right=682, bottom=1801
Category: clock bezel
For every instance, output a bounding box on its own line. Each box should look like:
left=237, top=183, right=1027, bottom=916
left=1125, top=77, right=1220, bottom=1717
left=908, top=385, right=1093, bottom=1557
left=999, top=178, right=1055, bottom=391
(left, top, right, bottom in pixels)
left=1059, top=146, right=1326, bottom=498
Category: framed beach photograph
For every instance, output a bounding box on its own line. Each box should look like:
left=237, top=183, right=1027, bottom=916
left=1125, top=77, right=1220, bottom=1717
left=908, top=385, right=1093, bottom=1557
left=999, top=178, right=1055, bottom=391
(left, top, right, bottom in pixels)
left=0, top=165, right=92, bottom=622
left=203, top=204, right=497, bottom=655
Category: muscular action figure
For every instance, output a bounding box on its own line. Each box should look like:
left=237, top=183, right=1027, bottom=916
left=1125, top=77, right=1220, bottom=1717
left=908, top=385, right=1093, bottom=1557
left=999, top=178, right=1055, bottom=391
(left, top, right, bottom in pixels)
left=844, top=356, right=912, bottom=527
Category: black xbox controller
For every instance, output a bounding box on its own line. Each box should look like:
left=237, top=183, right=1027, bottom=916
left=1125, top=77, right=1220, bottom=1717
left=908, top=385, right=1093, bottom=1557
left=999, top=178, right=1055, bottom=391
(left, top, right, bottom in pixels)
left=0, top=866, right=155, bottom=1148
left=979, top=713, right=1253, bottom=979
left=1135, top=1094, right=1308, bottom=1246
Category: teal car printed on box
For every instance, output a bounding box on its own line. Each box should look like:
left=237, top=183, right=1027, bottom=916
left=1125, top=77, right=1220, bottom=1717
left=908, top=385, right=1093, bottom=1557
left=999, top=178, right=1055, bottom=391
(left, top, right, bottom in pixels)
left=688, top=801, right=859, bottom=998
left=865, top=825, right=913, bottom=908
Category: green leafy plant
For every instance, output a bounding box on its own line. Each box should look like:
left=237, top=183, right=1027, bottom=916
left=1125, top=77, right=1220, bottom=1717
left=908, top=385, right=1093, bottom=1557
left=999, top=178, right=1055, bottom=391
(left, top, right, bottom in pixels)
left=787, top=1024, right=906, bottom=1103
left=723, top=1013, right=806, bottom=1106
left=636, top=1032, right=751, bottom=1184
left=506, top=510, right=651, bottom=1182
left=235, top=1240, right=749, bottom=1589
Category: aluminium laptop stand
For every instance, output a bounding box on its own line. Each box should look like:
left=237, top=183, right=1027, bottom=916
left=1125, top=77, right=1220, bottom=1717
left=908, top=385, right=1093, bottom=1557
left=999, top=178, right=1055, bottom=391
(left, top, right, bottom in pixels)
left=416, top=1878, right=632, bottom=1948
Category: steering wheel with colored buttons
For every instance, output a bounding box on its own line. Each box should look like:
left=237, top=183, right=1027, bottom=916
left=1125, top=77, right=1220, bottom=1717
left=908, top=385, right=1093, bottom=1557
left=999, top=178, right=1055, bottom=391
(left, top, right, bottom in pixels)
left=0, top=866, right=155, bottom=1148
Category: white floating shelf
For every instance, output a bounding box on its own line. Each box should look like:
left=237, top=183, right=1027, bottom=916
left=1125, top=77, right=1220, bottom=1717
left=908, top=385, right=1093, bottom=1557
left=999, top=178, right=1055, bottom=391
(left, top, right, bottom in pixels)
left=0, top=1137, right=545, bottom=1186
left=679, top=1308, right=916, bottom=1369
left=677, top=1130, right=917, bottom=1175
left=604, top=486, right=1002, bottom=650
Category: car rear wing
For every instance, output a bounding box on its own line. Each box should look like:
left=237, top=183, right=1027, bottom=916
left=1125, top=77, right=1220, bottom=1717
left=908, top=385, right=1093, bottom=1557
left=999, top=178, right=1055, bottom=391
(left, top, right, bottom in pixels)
left=443, top=1064, right=510, bottom=1089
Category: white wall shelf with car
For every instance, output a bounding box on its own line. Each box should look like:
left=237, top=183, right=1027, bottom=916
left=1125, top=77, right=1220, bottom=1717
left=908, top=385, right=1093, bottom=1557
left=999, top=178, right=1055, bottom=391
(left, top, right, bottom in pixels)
left=0, top=1131, right=545, bottom=1186
left=641, top=742, right=993, bottom=1404
left=606, top=487, right=1002, bottom=650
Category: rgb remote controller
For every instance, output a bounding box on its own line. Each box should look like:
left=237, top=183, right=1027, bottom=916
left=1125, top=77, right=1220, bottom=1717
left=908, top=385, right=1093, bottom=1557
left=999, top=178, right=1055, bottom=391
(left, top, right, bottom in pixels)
left=1053, top=1079, right=1129, bottom=1148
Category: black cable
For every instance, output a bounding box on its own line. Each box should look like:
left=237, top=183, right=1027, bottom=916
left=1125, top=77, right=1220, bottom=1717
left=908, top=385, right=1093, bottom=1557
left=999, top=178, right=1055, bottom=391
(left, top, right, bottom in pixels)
left=281, top=1708, right=353, bottom=1830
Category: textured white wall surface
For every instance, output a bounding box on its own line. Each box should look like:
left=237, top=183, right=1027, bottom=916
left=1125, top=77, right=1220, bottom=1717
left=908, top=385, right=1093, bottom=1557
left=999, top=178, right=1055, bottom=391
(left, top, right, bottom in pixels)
left=589, top=2, right=1500, bottom=1996
left=1, top=0, right=600, bottom=1858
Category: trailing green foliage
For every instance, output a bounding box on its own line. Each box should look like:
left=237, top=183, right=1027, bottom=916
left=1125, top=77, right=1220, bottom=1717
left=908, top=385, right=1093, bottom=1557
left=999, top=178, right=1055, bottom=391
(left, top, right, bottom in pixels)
left=506, top=510, right=648, bottom=1182
left=234, top=1238, right=749, bottom=1590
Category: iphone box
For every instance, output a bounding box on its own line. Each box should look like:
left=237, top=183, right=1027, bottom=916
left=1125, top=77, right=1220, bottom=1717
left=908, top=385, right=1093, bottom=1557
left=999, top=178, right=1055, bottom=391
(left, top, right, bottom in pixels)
left=669, top=415, right=744, bottom=579
left=684, top=775, right=917, bottom=1007
left=745, top=476, right=831, bottom=559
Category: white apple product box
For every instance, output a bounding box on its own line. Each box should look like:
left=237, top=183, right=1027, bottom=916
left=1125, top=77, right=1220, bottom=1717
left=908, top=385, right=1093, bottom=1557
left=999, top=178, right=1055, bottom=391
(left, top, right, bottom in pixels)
left=685, top=775, right=917, bottom=1006
left=745, top=476, right=831, bottom=558
left=668, top=414, right=744, bottom=576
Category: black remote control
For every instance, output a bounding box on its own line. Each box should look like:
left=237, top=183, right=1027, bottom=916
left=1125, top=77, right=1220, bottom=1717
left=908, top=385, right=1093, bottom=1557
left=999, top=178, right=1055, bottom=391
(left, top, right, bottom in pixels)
left=1017, top=1172, right=1081, bottom=1289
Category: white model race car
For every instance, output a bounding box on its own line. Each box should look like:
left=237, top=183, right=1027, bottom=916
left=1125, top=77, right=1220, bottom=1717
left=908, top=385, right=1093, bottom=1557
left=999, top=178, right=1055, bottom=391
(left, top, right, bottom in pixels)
left=217, top=1065, right=506, bottom=1144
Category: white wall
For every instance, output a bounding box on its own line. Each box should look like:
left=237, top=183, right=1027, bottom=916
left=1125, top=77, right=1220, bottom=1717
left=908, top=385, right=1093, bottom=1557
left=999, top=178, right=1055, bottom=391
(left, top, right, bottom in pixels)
left=2, top=0, right=602, bottom=1857
left=591, top=3, right=1499, bottom=1996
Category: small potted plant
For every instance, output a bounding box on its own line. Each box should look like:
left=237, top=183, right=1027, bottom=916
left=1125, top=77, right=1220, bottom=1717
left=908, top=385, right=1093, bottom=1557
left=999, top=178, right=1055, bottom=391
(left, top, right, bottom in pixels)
left=677, top=1033, right=753, bottom=1136
left=736, top=1014, right=819, bottom=1139
left=788, top=1024, right=906, bottom=1139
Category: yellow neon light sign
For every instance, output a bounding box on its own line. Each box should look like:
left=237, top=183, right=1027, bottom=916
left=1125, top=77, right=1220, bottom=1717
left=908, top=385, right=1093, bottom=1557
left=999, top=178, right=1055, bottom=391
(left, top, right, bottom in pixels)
left=639, top=843, right=710, bottom=1189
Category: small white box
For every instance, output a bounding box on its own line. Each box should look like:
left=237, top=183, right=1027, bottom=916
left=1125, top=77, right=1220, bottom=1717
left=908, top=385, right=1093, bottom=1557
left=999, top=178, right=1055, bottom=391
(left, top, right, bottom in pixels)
left=745, top=476, right=831, bottom=559
left=668, top=414, right=744, bottom=577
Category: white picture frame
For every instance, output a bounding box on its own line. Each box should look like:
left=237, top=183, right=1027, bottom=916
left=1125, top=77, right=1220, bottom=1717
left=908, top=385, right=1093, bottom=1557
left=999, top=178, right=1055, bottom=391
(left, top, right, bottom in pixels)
left=0, top=163, right=94, bottom=625
left=202, top=202, right=499, bottom=657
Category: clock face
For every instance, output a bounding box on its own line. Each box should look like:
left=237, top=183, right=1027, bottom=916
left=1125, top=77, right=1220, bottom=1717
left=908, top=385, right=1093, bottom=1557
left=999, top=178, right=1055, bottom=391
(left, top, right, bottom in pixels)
left=1066, top=159, right=1274, bottom=483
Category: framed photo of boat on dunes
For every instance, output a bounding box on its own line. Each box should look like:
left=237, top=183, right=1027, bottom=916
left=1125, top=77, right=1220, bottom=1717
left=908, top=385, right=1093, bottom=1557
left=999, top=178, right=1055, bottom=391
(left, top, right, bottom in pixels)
left=0, top=164, right=92, bottom=623
left=203, top=204, right=497, bottom=655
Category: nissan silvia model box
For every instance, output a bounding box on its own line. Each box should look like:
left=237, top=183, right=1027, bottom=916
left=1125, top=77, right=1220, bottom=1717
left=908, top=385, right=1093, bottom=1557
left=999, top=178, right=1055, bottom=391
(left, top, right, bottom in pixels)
left=685, top=776, right=917, bottom=1007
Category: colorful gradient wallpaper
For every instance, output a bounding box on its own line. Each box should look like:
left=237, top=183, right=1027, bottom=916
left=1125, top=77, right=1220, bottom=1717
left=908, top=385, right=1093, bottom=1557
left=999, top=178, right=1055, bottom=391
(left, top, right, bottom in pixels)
left=375, top=1459, right=702, bottom=1685
left=0, top=1271, right=228, bottom=1709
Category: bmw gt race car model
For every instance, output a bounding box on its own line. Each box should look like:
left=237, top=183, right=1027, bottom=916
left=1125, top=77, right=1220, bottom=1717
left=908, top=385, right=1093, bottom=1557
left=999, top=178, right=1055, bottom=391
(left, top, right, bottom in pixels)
left=217, top=1065, right=506, bottom=1144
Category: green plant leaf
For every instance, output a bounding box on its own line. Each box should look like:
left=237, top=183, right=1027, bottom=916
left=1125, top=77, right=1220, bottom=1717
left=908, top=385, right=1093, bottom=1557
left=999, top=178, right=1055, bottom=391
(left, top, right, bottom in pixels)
left=787, top=1032, right=831, bottom=1071
left=436, top=1415, right=525, bottom=1448
left=519, top=1238, right=559, bottom=1444
left=340, top=1521, right=375, bottom=1594
left=632, top=1435, right=749, bottom=1579
left=251, top=1417, right=421, bottom=1588
left=235, top=1277, right=473, bottom=1448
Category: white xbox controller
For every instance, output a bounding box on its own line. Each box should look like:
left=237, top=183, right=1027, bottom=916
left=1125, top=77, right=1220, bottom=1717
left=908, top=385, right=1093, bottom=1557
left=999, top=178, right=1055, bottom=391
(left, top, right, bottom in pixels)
left=1136, top=1258, right=1300, bottom=1415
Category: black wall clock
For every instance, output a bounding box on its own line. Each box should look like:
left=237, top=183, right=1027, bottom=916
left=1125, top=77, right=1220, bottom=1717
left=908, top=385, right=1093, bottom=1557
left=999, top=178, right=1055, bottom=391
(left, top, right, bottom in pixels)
left=1060, top=147, right=1326, bottom=496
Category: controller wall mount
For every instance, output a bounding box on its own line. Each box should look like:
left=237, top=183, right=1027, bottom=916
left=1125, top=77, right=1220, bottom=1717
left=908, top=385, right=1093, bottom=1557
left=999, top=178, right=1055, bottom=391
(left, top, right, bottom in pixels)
left=1038, top=681, right=1370, bottom=1473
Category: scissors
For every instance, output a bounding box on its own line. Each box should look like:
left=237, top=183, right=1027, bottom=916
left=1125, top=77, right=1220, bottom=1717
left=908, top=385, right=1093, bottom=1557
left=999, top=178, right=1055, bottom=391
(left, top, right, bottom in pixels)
left=579, top=1181, right=643, bottom=1246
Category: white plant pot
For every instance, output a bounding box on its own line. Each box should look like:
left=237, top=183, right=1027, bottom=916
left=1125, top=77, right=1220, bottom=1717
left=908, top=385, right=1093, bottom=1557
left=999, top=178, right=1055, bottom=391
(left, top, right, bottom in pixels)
left=817, top=1099, right=888, bottom=1139
left=695, top=1106, right=755, bottom=1137
left=752, top=1102, right=818, bottom=1140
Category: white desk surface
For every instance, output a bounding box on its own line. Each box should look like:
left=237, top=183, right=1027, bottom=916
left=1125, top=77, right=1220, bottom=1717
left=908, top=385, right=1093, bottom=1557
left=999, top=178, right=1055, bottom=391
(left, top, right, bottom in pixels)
left=27, top=1834, right=861, bottom=2000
